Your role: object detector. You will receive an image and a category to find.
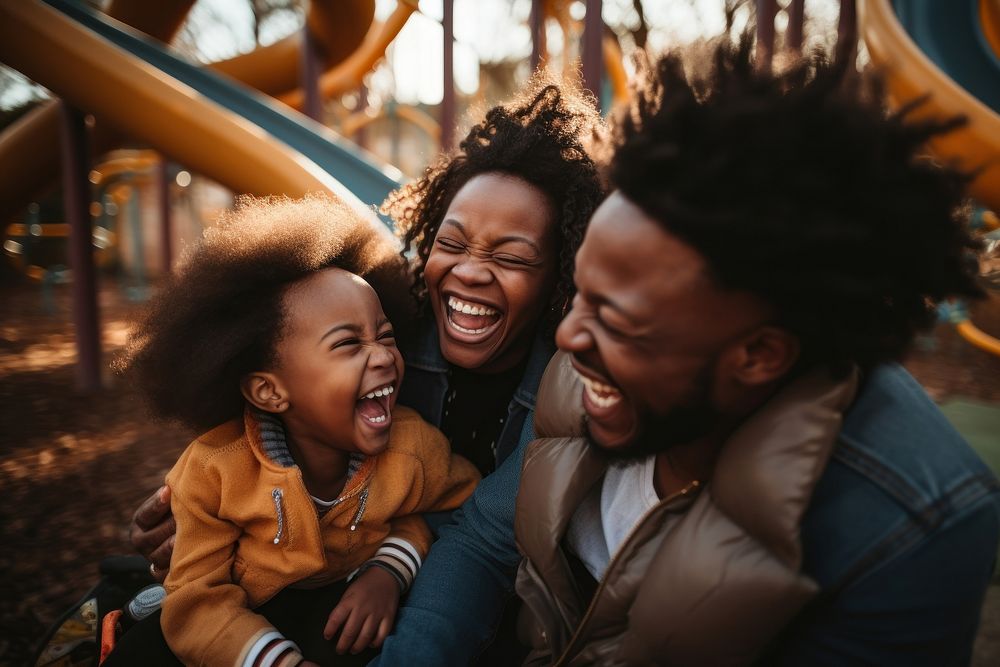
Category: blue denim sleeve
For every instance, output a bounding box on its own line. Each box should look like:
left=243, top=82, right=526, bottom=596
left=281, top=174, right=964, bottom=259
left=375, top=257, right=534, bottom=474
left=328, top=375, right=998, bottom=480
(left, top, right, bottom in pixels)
left=370, top=420, right=533, bottom=666
left=773, top=496, right=1000, bottom=666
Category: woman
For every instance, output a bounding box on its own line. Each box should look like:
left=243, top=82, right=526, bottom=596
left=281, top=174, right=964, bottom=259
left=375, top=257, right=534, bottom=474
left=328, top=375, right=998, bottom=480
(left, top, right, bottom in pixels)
left=126, top=76, right=605, bottom=660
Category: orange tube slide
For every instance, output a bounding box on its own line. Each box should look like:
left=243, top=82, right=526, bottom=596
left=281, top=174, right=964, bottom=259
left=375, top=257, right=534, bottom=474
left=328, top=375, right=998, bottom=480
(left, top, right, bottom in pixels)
left=0, top=0, right=418, bottom=222
left=0, top=1, right=380, bottom=223
left=859, top=0, right=1000, bottom=212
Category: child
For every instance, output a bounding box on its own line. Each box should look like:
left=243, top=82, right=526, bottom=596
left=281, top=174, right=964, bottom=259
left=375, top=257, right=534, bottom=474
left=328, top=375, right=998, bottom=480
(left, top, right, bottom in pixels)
left=108, top=195, right=480, bottom=666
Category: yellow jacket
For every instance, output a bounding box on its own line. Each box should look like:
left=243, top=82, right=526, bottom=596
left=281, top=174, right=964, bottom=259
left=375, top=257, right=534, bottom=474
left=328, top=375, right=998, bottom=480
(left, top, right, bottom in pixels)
left=162, top=406, right=479, bottom=666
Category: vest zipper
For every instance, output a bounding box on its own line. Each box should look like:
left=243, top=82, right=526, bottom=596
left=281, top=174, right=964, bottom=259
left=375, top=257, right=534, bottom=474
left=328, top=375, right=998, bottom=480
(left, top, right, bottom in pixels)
left=271, top=488, right=285, bottom=544
left=552, top=480, right=701, bottom=666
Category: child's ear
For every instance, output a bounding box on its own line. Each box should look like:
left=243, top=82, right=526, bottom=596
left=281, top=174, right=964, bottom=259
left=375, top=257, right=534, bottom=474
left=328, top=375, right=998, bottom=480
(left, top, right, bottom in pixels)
left=240, top=372, right=290, bottom=414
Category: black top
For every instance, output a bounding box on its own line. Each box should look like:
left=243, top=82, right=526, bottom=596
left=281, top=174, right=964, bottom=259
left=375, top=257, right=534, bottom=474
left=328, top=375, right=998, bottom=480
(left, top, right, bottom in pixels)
left=440, top=360, right=527, bottom=477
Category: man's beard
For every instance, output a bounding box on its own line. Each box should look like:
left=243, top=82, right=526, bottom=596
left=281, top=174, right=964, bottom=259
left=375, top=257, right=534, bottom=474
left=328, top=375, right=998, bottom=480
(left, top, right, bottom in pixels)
left=586, top=364, right=720, bottom=461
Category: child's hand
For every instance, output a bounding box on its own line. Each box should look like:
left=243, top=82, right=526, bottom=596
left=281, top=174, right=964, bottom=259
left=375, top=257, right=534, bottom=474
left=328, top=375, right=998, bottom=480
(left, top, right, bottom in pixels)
left=323, top=566, right=400, bottom=654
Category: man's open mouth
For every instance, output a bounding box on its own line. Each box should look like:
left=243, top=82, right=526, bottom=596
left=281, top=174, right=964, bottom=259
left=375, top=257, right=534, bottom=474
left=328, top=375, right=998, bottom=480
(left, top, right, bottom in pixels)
left=574, top=368, right=623, bottom=409
left=356, top=383, right=394, bottom=424
left=445, top=295, right=502, bottom=337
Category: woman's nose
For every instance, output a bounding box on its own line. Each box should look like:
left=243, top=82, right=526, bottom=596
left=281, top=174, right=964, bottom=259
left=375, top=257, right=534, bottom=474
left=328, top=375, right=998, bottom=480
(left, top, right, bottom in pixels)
left=451, top=255, right=494, bottom=285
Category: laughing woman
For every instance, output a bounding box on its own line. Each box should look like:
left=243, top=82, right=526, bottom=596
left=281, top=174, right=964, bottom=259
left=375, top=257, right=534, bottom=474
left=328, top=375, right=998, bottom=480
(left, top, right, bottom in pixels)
left=128, top=76, right=606, bottom=661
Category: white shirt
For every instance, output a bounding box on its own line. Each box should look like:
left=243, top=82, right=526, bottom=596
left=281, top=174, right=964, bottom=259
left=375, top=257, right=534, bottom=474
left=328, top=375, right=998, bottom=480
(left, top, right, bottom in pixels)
left=566, top=455, right=661, bottom=581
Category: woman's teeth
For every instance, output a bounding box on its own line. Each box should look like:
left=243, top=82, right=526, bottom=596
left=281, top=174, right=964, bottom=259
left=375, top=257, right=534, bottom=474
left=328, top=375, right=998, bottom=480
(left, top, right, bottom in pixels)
left=363, top=385, right=394, bottom=400
left=365, top=414, right=387, bottom=423
left=447, top=296, right=500, bottom=334
left=578, top=373, right=622, bottom=408
left=448, top=296, right=497, bottom=316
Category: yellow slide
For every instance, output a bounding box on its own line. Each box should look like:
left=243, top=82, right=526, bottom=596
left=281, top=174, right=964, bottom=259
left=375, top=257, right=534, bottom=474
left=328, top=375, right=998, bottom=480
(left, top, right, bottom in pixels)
left=860, top=0, right=1000, bottom=212
left=861, top=0, right=1000, bottom=357
left=0, top=0, right=417, bottom=222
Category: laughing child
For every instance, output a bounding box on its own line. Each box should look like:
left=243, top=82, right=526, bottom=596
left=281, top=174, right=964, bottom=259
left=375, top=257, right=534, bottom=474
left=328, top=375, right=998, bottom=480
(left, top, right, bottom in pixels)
left=107, top=195, right=479, bottom=666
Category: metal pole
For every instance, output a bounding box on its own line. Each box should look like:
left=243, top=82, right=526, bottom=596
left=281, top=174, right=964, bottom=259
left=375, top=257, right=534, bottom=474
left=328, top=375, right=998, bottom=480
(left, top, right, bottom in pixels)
left=530, top=0, right=544, bottom=71
left=300, top=22, right=323, bottom=121
left=582, top=0, right=603, bottom=104
left=837, top=0, right=857, bottom=64
left=59, top=103, right=101, bottom=392
left=441, top=0, right=455, bottom=151
left=756, top=0, right=777, bottom=72
left=787, top=0, right=805, bottom=55
left=158, top=158, right=172, bottom=274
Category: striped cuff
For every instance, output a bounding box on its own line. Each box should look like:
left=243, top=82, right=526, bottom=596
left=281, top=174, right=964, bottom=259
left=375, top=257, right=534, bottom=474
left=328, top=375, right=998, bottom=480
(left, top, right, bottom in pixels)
left=358, top=537, right=422, bottom=593
left=242, top=630, right=303, bottom=667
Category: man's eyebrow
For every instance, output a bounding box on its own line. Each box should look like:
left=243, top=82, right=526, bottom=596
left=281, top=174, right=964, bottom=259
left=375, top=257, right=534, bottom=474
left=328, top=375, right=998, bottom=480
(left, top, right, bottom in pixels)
left=580, top=285, right=640, bottom=326
left=377, top=317, right=391, bottom=329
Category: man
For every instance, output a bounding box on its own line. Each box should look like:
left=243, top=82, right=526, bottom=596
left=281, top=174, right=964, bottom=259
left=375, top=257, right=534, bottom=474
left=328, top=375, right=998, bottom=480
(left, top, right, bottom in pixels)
left=375, top=38, right=999, bottom=664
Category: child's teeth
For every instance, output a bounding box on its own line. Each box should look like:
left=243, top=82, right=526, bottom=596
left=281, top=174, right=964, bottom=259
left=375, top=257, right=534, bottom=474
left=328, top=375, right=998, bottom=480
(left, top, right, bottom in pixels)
left=364, top=385, right=394, bottom=400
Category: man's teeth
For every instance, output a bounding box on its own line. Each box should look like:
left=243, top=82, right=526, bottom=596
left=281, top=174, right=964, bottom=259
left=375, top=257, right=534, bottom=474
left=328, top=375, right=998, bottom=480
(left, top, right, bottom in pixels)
left=364, top=414, right=387, bottom=424
left=578, top=374, right=622, bottom=408
left=363, top=385, right=394, bottom=400
left=448, top=296, right=497, bottom=317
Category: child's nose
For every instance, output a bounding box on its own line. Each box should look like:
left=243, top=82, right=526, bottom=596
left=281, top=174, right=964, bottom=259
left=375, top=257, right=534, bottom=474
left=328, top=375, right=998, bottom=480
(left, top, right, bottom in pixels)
left=367, top=341, right=396, bottom=367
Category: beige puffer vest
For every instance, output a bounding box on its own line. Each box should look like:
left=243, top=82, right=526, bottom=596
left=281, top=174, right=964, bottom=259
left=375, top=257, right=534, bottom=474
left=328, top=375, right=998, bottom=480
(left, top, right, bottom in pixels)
left=514, top=352, right=858, bottom=666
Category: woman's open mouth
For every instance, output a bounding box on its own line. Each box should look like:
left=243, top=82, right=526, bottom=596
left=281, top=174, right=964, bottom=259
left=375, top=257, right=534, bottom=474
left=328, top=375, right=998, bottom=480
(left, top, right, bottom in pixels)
left=444, top=295, right=503, bottom=340
left=356, top=383, right=394, bottom=429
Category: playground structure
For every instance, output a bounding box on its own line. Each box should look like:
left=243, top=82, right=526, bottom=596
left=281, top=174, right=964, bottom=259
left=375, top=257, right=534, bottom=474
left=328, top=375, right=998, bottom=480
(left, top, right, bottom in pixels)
left=858, top=0, right=1000, bottom=357
left=0, top=0, right=998, bottom=391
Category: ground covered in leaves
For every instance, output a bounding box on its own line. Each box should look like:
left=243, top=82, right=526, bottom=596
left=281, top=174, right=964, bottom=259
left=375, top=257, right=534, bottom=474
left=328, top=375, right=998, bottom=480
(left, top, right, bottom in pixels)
left=1, top=279, right=999, bottom=666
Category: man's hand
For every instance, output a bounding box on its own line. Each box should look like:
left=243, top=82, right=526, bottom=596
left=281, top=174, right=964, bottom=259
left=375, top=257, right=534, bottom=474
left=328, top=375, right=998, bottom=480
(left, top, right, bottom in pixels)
left=129, top=485, right=176, bottom=581
left=323, top=566, right=400, bottom=654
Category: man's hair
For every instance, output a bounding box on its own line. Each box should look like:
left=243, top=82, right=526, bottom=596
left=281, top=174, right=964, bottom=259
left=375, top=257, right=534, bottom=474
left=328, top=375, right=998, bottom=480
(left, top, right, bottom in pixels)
left=609, top=37, right=983, bottom=373
left=383, top=76, right=606, bottom=336
left=116, top=195, right=409, bottom=432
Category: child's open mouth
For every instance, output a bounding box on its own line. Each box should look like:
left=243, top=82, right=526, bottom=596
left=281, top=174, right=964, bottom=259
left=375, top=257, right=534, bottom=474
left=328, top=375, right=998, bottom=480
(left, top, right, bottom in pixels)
left=356, top=383, right=394, bottom=426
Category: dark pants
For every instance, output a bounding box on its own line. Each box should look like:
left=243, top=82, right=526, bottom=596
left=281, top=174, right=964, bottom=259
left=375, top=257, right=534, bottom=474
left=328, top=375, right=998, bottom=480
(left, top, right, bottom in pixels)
left=103, top=581, right=376, bottom=666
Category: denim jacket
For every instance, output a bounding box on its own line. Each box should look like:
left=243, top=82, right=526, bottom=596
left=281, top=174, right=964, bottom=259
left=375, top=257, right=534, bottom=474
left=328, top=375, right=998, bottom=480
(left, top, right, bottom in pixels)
left=397, top=316, right=555, bottom=468
left=375, top=363, right=1000, bottom=666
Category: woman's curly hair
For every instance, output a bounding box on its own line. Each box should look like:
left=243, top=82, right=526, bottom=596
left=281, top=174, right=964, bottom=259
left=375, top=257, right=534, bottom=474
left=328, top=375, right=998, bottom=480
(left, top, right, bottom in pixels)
left=609, top=36, right=982, bottom=373
left=383, top=75, right=606, bottom=336
left=116, top=195, right=410, bottom=432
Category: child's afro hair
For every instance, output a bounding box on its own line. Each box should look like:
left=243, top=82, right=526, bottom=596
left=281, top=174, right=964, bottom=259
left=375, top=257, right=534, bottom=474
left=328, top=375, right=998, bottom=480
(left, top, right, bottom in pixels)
left=116, top=194, right=411, bottom=432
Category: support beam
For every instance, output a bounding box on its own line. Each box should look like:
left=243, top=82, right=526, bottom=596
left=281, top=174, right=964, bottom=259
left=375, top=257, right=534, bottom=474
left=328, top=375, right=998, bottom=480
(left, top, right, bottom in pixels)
left=530, top=0, right=544, bottom=71
left=158, top=158, right=172, bottom=274
left=837, top=0, right=858, bottom=64
left=441, top=0, right=455, bottom=151
left=756, top=0, right=777, bottom=71
left=787, top=0, right=805, bottom=55
left=582, top=0, right=603, bottom=104
left=300, top=22, right=323, bottom=122
left=59, top=103, right=101, bottom=392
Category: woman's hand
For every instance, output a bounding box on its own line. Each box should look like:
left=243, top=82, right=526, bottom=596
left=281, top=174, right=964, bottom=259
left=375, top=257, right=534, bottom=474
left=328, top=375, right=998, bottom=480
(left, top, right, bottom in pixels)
left=129, top=485, right=176, bottom=581
left=323, top=566, right=400, bottom=654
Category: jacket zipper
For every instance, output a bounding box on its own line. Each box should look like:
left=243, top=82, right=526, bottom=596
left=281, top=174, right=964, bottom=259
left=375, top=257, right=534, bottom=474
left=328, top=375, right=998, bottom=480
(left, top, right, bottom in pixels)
left=272, top=488, right=285, bottom=544
left=552, top=480, right=702, bottom=666
left=349, top=486, right=369, bottom=531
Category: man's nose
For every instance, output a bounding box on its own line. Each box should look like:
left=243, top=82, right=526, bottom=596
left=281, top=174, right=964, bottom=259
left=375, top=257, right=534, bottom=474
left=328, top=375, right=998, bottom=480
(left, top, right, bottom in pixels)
left=555, top=309, right=593, bottom=352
